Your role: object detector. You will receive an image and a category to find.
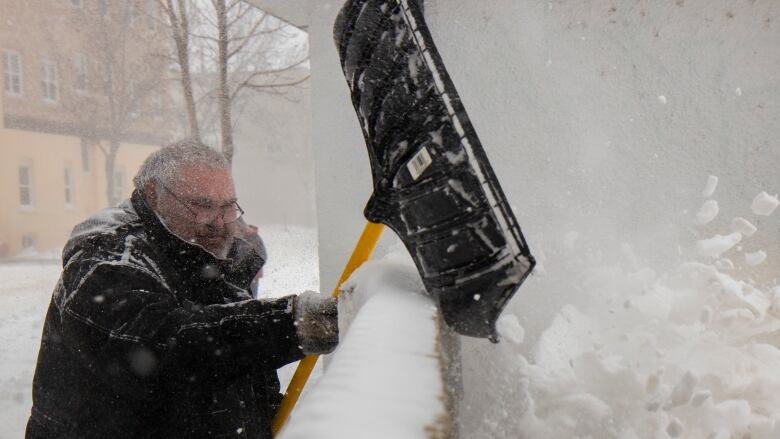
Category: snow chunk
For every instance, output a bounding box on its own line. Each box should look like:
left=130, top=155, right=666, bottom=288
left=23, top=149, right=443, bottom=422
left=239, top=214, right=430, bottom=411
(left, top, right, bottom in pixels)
left=714, top=258, right=734, bottom=270
left=731, top=217, right=757, bottom=236
left=696, top=232, right=742, bottom=257
left=666, top=371, right=697, bottom=408
left=745, top=250, right=767, bottom=266
left=496, top=313, right=525, bottom=345
left=751, top=192, right=779, bottom=216
left=658, top=95, right=668, bottom=104
left=696, top=200, right=719, bottom=224
left=666, top=417, right=684, bottom=437
left=701, top=175, right=719, bottom=197
left=735, top=87, right=742, bottom=96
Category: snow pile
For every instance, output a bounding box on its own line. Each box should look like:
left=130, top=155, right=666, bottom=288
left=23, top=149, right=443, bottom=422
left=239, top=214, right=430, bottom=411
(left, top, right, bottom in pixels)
left=510, top=262, right=780, bottom=439
left=279, top=259, right=448, bottom=439
left=465, top=180, right=779, bottom=439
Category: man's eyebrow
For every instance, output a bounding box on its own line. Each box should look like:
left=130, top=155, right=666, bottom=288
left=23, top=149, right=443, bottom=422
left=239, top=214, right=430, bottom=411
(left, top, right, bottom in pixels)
left=188, top=196, right=213, bottom=205
left=186, top=197, right=237, bottom=207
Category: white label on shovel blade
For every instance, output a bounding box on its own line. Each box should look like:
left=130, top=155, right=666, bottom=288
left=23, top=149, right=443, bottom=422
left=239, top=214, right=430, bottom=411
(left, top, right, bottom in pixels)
left=407, top=146, right=433, bottom=181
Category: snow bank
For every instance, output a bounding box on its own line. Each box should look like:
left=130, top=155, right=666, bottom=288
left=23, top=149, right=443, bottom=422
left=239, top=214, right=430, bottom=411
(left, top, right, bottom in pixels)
left=507, top=259, right=780, bottom=439
left=278, top=259, right=450, bottom=439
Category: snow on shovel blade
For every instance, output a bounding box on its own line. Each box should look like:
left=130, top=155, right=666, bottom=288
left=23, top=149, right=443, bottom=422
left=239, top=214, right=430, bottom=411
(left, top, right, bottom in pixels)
left=334, top=0, right=535, bottom=341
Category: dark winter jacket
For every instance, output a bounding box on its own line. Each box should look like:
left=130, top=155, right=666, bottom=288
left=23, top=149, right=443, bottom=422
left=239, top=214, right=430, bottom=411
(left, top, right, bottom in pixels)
left=26, top=190, right=304, bottom=439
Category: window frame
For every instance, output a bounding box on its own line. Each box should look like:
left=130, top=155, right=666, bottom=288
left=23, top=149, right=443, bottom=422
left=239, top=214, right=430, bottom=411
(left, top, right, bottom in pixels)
left=41, top=58, right=59, bottom=103
left=73, top=53, right=88, bottom=93
left=18, top=160, right=34, bottom=209
left=21, top=234, right=36, bottom=250
left=127, top=80, right=140, bottom=117
left=98, top=0, right=109, bottom=18
left=2, top=49, right=24, bottom=96
left=146, top=0, right=157, bottom=31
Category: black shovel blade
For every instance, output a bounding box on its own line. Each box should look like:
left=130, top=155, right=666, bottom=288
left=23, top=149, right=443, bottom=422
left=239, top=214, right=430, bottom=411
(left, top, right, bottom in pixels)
left=334, top=0, right=535, bottom=341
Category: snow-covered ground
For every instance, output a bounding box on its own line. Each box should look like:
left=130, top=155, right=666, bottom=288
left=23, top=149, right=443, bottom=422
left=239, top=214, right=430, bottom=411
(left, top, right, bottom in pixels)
left=0, top=225, right=318, bottom=439
left=0, top=262, right=61, bottom=439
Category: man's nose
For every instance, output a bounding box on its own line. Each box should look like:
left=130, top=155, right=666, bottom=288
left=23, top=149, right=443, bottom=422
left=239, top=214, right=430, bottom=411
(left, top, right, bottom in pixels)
left=210, top=212, right=226, bottom=228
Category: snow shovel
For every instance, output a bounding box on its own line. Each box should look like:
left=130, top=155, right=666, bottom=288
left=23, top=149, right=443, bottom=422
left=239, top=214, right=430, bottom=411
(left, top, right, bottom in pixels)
left=333, top=0, right=535, bottom=339
left=272, top=0, right=534, bottom=434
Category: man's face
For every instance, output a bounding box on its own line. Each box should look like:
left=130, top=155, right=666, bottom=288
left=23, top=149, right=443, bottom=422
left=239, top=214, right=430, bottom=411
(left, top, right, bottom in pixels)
left=149, top=165, right=238, bottom=258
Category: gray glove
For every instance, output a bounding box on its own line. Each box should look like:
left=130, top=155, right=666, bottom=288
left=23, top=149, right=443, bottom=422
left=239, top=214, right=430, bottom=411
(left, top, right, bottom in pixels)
left=295, top=291, right=339, bottom=355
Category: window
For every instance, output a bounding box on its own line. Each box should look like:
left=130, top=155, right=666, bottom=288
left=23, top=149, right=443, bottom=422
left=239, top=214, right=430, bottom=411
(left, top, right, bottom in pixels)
left=2, top=49, right=23, bottom=95
left=64, top=164, right=74, bottom=206
left=74, top=53, right=87, bottom=92
left=146, top=0, right=156, bottom=30
left=19, top=162, right=33, bottom=207
left=100, top=61, right=112, bottom=95
left=22, top=235, right=35, bottom=249
left=81, top=138, right=91, bottom=172
left=128, top=4, right=136, bottom=25
left=98, top=0, right=109, bottom=17
left=41, top=59, right=58, bottom=102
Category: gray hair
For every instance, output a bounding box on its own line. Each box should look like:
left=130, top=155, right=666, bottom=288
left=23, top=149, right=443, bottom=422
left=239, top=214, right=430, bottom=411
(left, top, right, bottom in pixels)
left=133, top=140, right=230, bottom=191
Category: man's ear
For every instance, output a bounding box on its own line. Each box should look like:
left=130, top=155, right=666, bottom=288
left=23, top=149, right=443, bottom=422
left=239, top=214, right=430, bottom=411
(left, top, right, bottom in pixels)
left=144, top=182, right=158, bottom=209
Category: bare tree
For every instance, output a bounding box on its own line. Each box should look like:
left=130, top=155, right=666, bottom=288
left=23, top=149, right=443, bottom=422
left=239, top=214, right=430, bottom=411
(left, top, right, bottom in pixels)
left=159, top=0, right=201, bottom=142
left=214, top=0, right=234, bottom=161
left=160, top=0, right=309, bottom=164
left=67, top=1, right=173, bottom=206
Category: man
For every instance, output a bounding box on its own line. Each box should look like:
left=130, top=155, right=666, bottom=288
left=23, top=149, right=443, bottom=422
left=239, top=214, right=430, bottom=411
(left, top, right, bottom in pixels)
left=26, top=141, right=337, bottom=439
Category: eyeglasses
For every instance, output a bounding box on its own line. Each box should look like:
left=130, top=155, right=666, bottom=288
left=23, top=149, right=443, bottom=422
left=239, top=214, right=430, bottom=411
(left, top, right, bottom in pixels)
left=161, top=185, right=244, bottom=224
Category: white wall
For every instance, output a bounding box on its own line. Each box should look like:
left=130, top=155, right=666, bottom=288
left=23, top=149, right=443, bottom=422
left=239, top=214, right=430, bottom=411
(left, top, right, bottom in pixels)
left=309, top=0, right=779, bottom=302
left=309, top=2, right=378, bottom=292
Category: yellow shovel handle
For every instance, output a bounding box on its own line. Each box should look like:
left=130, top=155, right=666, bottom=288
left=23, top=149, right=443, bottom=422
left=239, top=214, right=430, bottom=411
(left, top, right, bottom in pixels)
left=271, top=221, right=385, bottom=437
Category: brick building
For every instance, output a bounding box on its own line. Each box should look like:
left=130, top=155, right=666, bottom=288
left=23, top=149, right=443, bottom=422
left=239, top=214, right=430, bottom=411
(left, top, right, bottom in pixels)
left=0, top=0, right=174, bottom=257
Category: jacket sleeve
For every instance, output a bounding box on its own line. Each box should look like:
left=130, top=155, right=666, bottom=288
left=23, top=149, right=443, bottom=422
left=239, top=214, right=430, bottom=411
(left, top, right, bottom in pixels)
left=58, top=258, right=305, bottom=398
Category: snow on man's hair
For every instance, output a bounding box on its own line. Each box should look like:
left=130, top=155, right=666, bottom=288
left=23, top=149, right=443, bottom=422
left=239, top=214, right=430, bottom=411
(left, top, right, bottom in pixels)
left=133, top=140, right=230, bottom=191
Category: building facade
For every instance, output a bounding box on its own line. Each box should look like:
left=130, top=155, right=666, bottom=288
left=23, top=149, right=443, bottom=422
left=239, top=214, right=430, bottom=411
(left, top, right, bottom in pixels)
left=0, top=0, right=173, bottom=258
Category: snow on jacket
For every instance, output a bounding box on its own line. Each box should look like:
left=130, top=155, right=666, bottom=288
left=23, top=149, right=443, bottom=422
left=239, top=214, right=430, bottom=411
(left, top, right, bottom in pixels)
left=26, top=190, right=304, bottom=439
